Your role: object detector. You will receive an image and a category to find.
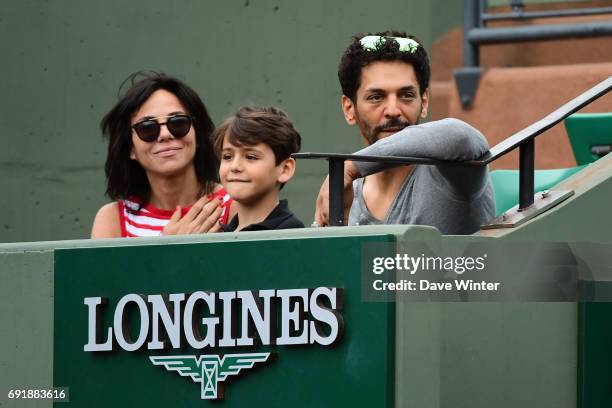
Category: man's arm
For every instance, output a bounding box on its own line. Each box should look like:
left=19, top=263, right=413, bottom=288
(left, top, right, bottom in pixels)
left=314, top=118, right=490, bottom=225
left=352, top=118, right=490, bottom=197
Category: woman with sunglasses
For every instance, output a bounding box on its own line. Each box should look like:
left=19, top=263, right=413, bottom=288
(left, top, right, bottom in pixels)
left=91, top=72, right=232, bottom=238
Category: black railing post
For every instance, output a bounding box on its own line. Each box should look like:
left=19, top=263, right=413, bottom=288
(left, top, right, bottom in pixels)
left=463, top=0, right=481, bottom=67
left=455, top=0, right=485, bottom=107
left=518, top=139, right=535, bottom=210
left=328, top=158, right=345, bottom=226
left=511, top=0, right=524, bottom=13
left=478, top=0, right=486, bottom=27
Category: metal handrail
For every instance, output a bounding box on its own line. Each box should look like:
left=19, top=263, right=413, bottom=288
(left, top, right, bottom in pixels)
left=293, top=76, right=612, bottom=226
left=482, top=6, right=612, bottom=22
left=455, top=0, right=612, bottom=107
left=467, top=21, right=612, bottom=44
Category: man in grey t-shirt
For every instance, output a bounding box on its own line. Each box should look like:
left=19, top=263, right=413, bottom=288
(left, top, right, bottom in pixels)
left=314, top=30, right=495, bottom=234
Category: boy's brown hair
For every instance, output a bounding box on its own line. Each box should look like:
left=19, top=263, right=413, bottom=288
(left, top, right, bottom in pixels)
left=213, top=106, right=301, bottom=164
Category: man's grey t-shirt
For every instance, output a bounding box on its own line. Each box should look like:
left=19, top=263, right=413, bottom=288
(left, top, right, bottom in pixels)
left=348, top=118, right=496, bottom=234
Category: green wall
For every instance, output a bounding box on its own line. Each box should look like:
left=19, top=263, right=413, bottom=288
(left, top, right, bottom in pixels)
left=0, top=0, right=598, bottom=243
left=5, top=218, right=606, bottom=406
left=0, top=0, right=471, bottom=243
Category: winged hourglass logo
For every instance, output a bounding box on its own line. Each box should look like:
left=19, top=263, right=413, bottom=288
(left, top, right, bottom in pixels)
left=150, top=353, right=271, bottom=400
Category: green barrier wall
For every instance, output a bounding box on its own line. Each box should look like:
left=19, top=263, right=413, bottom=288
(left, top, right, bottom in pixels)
left=54, top=235, right=398, bottom=407
left=0, top=227, right=580, bottom=408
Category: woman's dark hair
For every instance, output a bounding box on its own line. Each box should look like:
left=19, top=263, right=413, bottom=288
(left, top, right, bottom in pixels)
left=101, top=72, right=218, bottom=203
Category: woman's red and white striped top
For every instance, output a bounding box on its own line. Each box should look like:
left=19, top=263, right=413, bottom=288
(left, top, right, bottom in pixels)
left=117, top=189, right=232, bottom=237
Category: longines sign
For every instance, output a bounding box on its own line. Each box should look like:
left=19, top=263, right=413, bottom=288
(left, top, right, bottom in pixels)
left=83, top=287, right=344, bottom=400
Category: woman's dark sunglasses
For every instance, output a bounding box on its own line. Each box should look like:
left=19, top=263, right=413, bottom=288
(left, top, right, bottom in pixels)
left=132, top=114, right=193, bottom=142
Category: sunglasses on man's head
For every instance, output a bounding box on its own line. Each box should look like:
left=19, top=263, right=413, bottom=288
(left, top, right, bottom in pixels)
left=359, top=35, right=420, bottom=53
left=132, top=114, right=193, bottom=142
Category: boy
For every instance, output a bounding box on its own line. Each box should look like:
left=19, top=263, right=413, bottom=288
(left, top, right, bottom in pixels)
left=213, top=106, right=304, bottom=231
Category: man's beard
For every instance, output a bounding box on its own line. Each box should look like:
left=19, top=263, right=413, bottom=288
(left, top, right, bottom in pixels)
left=358, top=115, right=420, bottom=145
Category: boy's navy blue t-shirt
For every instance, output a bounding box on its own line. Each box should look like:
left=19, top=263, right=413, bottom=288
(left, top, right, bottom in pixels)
left=222, top=199, right=304, bottom=232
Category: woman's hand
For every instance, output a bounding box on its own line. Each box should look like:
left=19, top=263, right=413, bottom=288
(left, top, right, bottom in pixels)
left=162, top=196, right=223, bottom=235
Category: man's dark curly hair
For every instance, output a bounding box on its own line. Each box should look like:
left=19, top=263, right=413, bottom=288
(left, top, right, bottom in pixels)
left=338, top=30, right=430, bottom=102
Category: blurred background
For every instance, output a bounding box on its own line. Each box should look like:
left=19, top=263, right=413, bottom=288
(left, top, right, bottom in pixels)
left=1, top=0, right=610, bottom=242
